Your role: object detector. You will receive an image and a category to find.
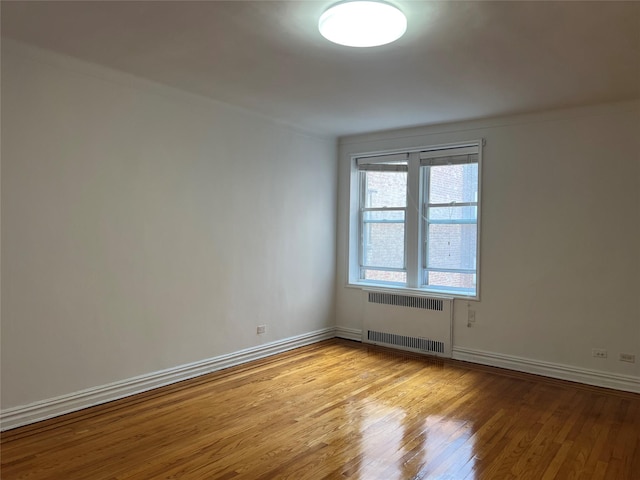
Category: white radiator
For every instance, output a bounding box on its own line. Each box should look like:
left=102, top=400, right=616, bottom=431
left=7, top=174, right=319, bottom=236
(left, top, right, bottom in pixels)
left=362, top=290, right=453, bottom=358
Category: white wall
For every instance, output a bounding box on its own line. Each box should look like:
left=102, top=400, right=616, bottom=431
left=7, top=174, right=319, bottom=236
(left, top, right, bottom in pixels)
left=1, top=41, right=337, bottom=410
left=336, top=102, right=640, bottom=387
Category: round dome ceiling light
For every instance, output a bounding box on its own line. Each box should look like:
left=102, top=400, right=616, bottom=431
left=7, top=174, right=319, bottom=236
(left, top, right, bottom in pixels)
left=318, top=1, right=407, bottom=48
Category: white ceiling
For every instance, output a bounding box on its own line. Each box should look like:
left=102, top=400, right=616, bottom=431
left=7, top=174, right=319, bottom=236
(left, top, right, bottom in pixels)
left=2, top=1, right=639, bottom=137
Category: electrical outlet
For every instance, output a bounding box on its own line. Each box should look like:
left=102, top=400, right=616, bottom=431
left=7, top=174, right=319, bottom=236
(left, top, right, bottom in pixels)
left=592, top=348, right=607, bottom=359
left=619, top=353, right=636, bottom=363
left=257, top=325, right=267, bottom=335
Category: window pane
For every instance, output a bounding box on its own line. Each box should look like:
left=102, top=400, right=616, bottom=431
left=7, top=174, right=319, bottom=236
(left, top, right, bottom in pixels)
left=428, top=205, right=477, bottom=222
left=429, top=164, right=478, bottom=204
left=363, top=269, right=407, bottom=284
left=426, top=271, right=476, bottom=291
left=364, top=171, right=407, bottom=208
left=426, top=224, right=477, bottom=270
left=362, top=212, right=405, bottom=268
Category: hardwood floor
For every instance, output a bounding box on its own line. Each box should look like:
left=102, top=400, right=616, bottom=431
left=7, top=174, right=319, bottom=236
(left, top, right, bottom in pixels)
left=2, top=339, right=639, bottom=479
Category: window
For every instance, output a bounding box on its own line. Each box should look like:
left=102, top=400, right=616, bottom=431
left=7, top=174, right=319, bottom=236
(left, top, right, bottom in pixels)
left=349, top=142, right=482, bottom=298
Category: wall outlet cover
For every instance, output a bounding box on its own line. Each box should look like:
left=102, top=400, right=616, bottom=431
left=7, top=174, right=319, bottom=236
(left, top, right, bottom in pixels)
left=619, top=353, right=636, bottom=363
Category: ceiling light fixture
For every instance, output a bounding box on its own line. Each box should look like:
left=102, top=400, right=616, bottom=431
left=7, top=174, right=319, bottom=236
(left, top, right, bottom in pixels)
left=318, top=1, right=407, bottom=48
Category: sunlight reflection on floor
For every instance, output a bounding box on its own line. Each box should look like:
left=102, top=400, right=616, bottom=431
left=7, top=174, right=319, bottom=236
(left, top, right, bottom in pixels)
left=351, top=401, right=476, bottom=480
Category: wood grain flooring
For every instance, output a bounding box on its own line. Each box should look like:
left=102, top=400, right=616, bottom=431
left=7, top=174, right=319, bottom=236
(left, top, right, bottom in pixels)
left=2, top=339, right=639, bottom=479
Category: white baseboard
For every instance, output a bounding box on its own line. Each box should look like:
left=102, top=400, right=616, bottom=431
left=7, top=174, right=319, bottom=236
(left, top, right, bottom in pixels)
left=335, top=326, right=362, bottom=341
left=453, top=346, right=640, bottom=394
left=1, top=327, right=335, bottom=431
left=4, top=330, right=638, bottom=431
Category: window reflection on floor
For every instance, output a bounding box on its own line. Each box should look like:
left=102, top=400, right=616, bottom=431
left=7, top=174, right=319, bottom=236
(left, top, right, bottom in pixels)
left=347, top=401, right=476, bottom=479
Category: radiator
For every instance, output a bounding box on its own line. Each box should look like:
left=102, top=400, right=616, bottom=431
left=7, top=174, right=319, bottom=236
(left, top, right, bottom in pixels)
left=362, top=290, right=453, bottom=358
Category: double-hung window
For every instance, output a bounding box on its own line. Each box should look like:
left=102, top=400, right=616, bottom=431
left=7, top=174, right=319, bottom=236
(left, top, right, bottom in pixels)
left=349, top=141, right=482, bottom=298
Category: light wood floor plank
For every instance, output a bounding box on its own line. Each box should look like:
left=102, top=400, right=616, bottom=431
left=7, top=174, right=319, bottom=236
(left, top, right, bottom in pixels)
left=2, top=339, right=639, bottom=479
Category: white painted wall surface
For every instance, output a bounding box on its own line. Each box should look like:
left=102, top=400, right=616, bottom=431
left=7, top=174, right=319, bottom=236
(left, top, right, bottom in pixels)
left=336, top=102, right=640, bottom=381
left=1, top=41, right=337, bottom=409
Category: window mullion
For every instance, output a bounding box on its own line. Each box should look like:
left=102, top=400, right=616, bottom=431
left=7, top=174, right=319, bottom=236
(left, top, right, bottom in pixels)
left=405, top=152, right=421, bottom=288
left=422, top=166, right=430, bottom=287
left=358, top=171, right=366, bottom=280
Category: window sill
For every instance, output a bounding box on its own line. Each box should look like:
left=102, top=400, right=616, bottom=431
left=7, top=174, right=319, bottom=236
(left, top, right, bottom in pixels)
left=346, top=281, right=479, bottom=301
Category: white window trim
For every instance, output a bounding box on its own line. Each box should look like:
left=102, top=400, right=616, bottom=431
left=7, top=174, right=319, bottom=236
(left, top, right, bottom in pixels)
left=346, top=140, right=483, bottom=300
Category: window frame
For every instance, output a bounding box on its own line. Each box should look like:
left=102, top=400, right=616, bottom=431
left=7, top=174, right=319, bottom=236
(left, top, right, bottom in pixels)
left=347, top=140, right=483, bottom=300
left=358, top=160, right=408, bottom=285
